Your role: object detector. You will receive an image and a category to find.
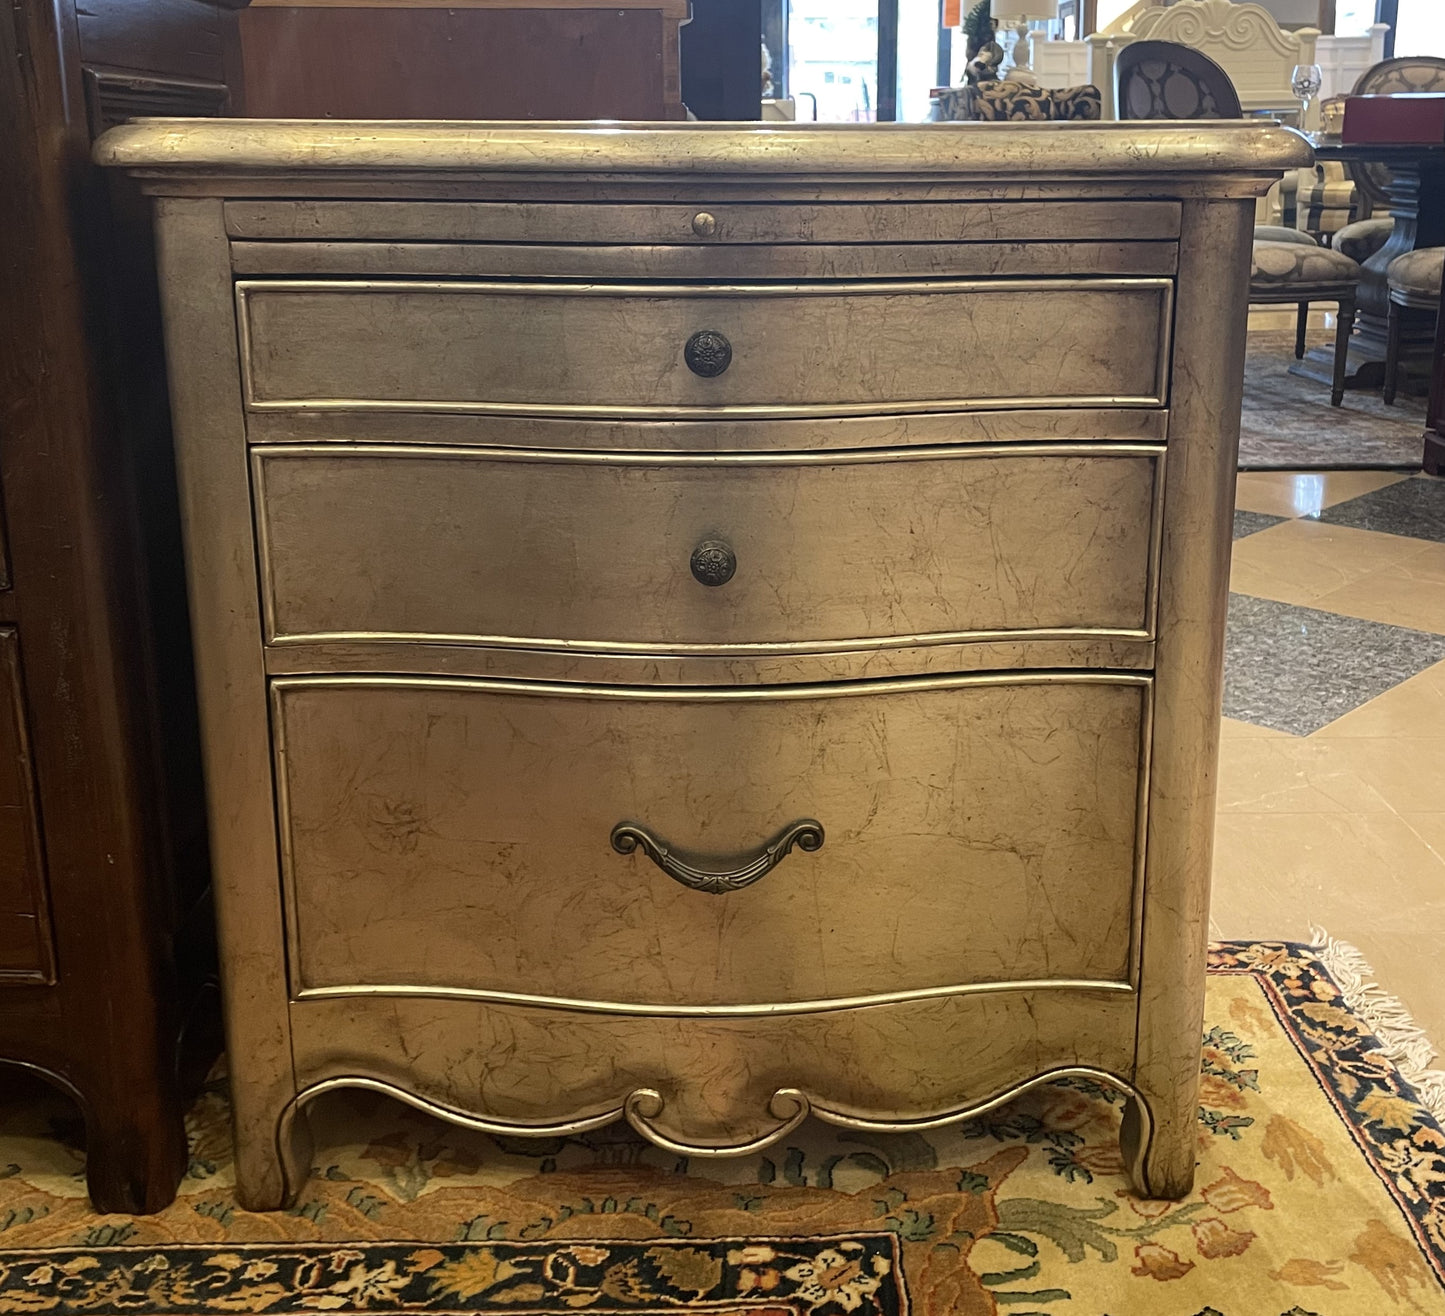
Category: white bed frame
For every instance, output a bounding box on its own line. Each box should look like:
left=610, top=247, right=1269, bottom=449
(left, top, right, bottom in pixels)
left=1033, top=1, right=1388, bottom=126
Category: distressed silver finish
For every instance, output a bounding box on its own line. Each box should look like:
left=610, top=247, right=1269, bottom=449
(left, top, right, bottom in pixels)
left=97, top=118, right=1310, bottom=1210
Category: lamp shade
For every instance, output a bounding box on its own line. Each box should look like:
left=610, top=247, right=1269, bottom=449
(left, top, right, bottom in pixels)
left=990, top=0, right=1059, bottom=18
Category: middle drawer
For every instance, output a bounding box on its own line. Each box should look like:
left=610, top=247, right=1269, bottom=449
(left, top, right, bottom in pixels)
left=253, top=443, right=1164, bottom=654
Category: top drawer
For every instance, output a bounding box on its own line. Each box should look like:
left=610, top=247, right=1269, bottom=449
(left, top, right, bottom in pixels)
left=238, top=278, right=1174, bottom=420
left=224, top=199, right=1184, bottom=246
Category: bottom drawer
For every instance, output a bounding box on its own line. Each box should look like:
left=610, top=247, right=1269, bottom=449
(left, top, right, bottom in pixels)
left=274, top=673, right=1150, bottom=1011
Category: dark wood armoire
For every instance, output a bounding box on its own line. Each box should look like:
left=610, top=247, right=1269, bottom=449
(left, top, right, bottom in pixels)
left=0, top=0, right=236, bottom=1212
left=0, top=0, right=747, bottom=1214
left=230, top=0, right=692, bottom=120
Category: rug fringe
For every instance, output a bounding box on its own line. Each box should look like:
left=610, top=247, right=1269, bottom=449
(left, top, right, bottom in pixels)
left=1309, top=926, right=1445, bottom=1123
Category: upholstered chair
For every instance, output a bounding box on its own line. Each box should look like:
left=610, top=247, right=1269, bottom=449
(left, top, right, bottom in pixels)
left=1251, top=238, right=1362, bottom=406
left=1115, top=40, right=1242, bottom=120
left=1334, top=216, right=1394, bottom=263
left=1115, top=42, right=1276, bottom=246
left=1113, top=37, right=1355, bottom=403
left=1328, top=57, right=1445, bottom=256
left=1294, top=162, right=1360, bottom=243
left=1383, top=247, right=1444, bottom=405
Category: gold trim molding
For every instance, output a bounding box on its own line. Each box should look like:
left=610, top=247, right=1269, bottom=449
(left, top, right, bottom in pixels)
left=274, top=1067, right=1153, bottom=1197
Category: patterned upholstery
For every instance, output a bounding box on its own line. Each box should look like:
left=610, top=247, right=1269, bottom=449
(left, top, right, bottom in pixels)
left=1116, top=41, right=1242, bottom=121
left=1052, top=85, right=1103, bottom=121
left=1253, top=225, right=1317, bottom=247
left=935, top=82, right=1102, bottom=122
left=1250, top=241, right=1361, bottom=289
left=1294, top=163, right=1359, bottom=240
left=1387, top=248, right=1445, bottom=300
left=1334, top=216, right=1394, bottom=264
left=969, top=81, right=1054, bottom=120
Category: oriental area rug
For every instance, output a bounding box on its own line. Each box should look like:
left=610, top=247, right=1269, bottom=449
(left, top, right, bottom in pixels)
left=1240, top=331, right=1426, bottom=471
left=2, top=938, right=1444, bottom=1315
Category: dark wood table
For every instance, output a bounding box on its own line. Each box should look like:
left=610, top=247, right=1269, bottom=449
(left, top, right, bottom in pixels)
left=1425, top=306, right=1445, bottom=474
left=1293, top=138, right=1445, bottom=394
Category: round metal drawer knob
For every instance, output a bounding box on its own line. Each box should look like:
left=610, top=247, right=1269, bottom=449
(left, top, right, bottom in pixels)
left=684, top=329, right=732, bottom=378
left=691, top=211, right=718, bottom=237
left=690, top=540, right=737, bottom=587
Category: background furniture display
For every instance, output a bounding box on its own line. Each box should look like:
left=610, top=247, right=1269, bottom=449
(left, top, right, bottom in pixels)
left=1114, top=40, right=1355, bottom=407
left=1424, top=296, right=1445, bottom=474
left=1033, top=12, right=1387, bottom=120
left=229, top=0, right=691, bottom=120
left=100, top=116, right=1308, bottom=1211
left=1115, top=40, right=1242, bottom=117
left=0, top=0, right=223, bottom=1211
left=1383, top=247, right=1443, bottom=404
left=1293, top=154, right=1360, bottom=240
left=1249, top=230, right=1361, bottom=404
left=990, top=0, right=1062, bottom=80
left=1305, top=137, right=1445, bottom=391
left=1313, top=57, right=1445, bottom=239
left=1089, top=0, right=1320, bottom=122
left=1118, top=0, right=1319, bottom=114
left=934, top=79, right=1103, bottom=118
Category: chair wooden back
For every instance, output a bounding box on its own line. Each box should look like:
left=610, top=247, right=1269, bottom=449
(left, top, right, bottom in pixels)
left=1117, top=40, right=1243, bottom=120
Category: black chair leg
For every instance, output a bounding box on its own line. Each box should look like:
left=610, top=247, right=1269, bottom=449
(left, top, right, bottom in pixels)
left=1296, top=301, right=1309, bottom=359
left=1383, top=298, right=1402, bottom=407
left=1333, top=294, right=1356, bottom=407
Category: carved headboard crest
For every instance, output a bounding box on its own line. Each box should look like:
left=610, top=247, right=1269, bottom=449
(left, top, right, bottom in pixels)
left=1130, top=0, right=1318, bottom=61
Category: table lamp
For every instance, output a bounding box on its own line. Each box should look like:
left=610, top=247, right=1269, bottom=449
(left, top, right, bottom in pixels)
left=990, top=0, right=1060, bottom=84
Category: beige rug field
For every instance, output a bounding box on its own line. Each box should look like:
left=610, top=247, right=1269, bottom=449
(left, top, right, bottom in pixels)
left=0, top=939, right=1442, bottom=1314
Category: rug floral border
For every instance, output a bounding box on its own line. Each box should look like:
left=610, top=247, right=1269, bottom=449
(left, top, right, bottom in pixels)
left=1, top=942, right=1442, bottom=1315
left=0, top=1233, right=906, bottom=1314
left=1209, top=940, right=1445, bottom=1287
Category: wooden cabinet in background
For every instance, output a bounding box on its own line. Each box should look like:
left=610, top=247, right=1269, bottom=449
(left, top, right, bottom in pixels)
left=0, top=632, right=51, bottom=984
left=0, top=0, right=229, bottom=1212
left=231, top=0, right=690, bottom=120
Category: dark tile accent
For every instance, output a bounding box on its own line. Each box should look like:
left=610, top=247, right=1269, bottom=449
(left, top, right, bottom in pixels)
left=1317, top=476, right=1445, bottom=542
left=1224, top=593, right=1445, bottom=736
left=1233, top=509, right=1288, bottom=540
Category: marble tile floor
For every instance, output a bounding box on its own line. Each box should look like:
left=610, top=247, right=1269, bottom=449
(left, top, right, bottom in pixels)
left=1217, top=469, right=1445, bottom=1052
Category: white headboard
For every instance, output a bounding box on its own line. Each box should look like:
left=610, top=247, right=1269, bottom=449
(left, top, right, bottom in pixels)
left=1036, top=24, right=1384, bottom=103
left=1118, top=0, right=1320, bottom=114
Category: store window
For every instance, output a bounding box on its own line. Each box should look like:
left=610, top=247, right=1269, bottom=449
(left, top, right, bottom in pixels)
left=1393, top=0, right=1445, bottom=57
left=1333, top=0, right=1376, bottom=36
left=787, top=0, right=879, bottom=121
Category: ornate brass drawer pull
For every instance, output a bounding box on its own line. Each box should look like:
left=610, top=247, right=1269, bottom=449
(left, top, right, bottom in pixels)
left=684, top=329, right=732, bottom=377
left=610, top=819, right=825, bottom=895
left=689, top=539, right=737, bottom=587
